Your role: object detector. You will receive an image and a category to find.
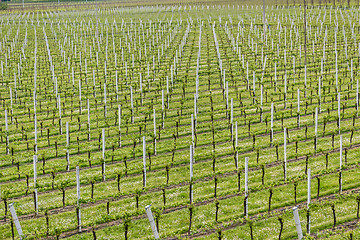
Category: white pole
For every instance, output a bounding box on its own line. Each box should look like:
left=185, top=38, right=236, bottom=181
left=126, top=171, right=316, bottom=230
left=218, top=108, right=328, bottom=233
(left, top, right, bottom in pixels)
left=143, top=136, right=147, bottom=187
left=76, top=166, right=80, bottom=205
left=145, top=205, right=160, bottom=239
left=293, top=206, right=303, bottom=240
left=66, top=150, right=70, bottom=171
left=9, top=203, right=23, bottom=239
left=33, top=155, right=37, bottom=186
left=194, top=94, right=197, bottom=121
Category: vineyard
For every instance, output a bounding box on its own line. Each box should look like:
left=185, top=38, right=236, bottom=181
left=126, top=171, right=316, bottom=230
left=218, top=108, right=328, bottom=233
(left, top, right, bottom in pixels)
left=1, top=1, right=360, bottom=239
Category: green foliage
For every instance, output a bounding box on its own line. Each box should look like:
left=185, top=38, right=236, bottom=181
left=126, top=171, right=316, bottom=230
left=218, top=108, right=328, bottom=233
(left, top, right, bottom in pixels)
left=0, top=2, right=8, bottom=11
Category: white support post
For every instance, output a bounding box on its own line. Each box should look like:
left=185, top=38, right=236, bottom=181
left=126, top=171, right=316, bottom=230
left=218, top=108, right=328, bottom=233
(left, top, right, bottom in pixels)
left=194, top=94, right=197, bottom=121
left=9, top=203, right=23, bottom=239
left=293, top=206, right=303, bottom=240
left=76, top=166, right=80, bottom=205
left=66, top=150, right=70, bottom=171
left=145, top=205, right=160, bottom=239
